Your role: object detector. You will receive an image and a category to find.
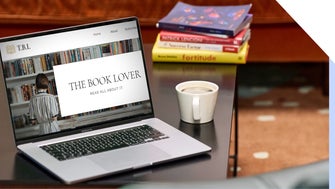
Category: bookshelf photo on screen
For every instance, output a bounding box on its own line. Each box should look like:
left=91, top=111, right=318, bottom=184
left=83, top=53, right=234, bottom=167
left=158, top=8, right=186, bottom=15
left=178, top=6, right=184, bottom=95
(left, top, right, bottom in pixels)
left=152, top=2, right=253, bottom=64
left=3, top=38, right=144, bottom=140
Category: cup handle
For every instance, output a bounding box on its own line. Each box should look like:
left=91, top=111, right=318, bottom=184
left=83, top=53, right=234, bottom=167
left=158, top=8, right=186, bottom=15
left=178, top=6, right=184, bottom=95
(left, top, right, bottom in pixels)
left=192, top=96, right=200, bottom=121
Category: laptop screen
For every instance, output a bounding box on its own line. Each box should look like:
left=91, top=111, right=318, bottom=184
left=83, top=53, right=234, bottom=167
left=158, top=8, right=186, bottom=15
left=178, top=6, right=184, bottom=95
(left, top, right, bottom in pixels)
left=0, top=17, right=153, bottom=143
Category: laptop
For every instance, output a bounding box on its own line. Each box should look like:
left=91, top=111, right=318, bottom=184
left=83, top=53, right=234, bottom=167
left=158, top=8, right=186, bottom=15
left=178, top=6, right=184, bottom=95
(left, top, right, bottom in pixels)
left=0, top=17, right=211, bottom=184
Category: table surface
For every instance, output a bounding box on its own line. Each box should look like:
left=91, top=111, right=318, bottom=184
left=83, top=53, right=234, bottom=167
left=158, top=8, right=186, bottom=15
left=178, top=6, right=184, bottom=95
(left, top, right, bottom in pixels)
left=0, top=44, right=237, bottom=186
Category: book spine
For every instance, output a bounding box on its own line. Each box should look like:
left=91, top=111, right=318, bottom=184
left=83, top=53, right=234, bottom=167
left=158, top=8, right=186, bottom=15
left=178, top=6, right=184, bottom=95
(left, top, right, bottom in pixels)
left=3, top=38, right=142, bottom=79
left=8, top=79, right=57, bottom=104
left=152, top=44, right=248, bottom=64
left=158, top=40, right=240, bottom=53
left=157, top=22, right=235, bottom=37
left=160, top=31, right=240, bottom=45
left=152, top=52, right=246, bottom=64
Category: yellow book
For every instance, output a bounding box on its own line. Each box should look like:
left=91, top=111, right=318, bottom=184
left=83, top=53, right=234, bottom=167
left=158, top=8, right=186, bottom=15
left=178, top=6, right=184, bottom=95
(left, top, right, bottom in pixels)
left=152, top=36, right=249, bottom=64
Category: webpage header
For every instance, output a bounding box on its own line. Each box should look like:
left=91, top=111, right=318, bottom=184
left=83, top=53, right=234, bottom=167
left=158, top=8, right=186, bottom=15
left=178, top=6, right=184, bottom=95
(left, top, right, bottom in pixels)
left=0, top=20, right=139, bottom=62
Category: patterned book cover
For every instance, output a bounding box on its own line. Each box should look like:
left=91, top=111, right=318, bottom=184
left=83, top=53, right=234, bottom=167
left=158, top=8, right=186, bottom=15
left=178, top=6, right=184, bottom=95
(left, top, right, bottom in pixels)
left=157, top=2, right=252, bottom=36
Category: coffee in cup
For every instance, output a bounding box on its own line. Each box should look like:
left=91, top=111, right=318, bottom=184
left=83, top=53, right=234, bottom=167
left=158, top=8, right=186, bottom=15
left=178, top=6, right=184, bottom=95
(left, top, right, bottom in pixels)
left=175, top=80, right=219, bottom=124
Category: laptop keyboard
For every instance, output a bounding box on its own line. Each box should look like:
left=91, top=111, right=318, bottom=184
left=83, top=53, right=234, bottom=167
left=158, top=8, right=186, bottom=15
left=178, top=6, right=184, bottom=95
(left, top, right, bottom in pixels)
left=40, top=125, right=169, bottom=161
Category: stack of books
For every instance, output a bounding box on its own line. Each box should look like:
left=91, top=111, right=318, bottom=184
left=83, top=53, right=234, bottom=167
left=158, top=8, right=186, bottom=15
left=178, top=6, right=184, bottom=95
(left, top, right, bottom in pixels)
left=152, top=2, right=253, bottom=64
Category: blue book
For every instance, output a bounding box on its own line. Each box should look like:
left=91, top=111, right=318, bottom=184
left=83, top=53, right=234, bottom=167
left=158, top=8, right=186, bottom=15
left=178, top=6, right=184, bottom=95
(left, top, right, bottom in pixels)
left=157, top=2, right=252, bottom=37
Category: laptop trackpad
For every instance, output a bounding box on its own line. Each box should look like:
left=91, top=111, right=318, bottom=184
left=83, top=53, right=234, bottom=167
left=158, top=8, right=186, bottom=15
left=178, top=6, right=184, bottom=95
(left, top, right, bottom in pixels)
left=88, top=144, right=171, bottom=171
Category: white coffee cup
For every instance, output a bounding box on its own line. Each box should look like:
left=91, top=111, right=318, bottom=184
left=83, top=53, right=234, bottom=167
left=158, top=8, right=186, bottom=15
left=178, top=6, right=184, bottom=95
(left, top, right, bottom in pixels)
left=175, top=80, right=219, bottom=124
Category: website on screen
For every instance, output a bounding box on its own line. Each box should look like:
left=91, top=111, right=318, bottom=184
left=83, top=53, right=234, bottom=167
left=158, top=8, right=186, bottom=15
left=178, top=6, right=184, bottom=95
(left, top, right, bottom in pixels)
left=0, top=20, right=152, bottom=139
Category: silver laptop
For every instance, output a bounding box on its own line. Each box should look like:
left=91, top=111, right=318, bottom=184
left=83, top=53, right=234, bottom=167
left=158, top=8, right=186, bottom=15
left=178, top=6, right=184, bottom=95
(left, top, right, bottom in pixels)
left=0, top=17, right=211, bottom=184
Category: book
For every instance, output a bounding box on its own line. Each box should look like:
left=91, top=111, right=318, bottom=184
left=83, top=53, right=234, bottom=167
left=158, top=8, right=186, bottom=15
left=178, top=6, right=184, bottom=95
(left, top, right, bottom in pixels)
left=157, top=33, right=248, bottom=53
left=152, top=37, right=249, bottom=64
left=160, top=28, right=250, bottom=46
left=7, top=79, right=57, bottom=105
left=186, top=23, right=250, bottom=39
left=3, top=38, right=142, bottom=78
left=156, top=2, right=252, bottom=37
left=153, top=63, right=237, bottom=74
